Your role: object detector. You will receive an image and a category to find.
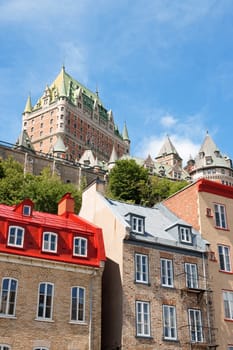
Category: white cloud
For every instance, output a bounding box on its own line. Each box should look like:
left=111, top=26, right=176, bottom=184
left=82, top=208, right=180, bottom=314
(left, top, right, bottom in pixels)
left=160, top=114, right=177, bottom=127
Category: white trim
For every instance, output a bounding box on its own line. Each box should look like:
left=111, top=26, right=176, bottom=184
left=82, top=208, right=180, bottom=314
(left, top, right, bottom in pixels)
left=36, top=282, right=54, bottom=321
left=42, top=232, right=58, bottom=253
left=0, top=277, right=18, bottom=317
left=70, top=286, right=86, bottom=322
left=7, top=226, right=25, bottom=248
left=73, top=237, right=88, bottom=257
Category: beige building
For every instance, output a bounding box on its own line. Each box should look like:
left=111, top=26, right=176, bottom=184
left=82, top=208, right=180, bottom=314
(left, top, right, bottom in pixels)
left=164, top=178, right=233, bottom=349
left=0, top=193, right=105, bottom=350
left=80, top=180, right=216, bottom=349
left=21, top=66, right=130, bottom=163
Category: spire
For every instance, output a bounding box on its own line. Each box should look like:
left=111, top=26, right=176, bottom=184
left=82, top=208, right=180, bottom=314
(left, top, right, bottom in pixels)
left=14, top=130, right=35, bottom=152
left=58, top=65, right=67, bottom=97
left=53, top=135, right=67, bottom=154
left=109, top=144, right=118, bottom=164
left=157, top=135, right=179, bottom=157
left=24, top=94, right=32, bottom=114
left=122, top=122, right=130, bottom=142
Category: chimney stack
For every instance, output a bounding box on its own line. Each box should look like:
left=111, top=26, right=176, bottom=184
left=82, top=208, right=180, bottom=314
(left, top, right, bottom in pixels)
left=58, top=193, right=75, bottom=216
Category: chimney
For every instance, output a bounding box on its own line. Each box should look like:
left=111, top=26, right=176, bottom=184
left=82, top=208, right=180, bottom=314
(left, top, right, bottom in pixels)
left=58, top=193, right=75, bottom=216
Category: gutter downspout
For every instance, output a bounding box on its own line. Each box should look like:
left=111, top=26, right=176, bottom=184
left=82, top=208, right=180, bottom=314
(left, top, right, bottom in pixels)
left=89, top=271, right=96, bottom=350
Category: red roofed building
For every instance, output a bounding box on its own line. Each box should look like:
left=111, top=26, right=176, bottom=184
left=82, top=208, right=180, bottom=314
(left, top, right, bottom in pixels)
left=0, top=193, right=105, bottom=350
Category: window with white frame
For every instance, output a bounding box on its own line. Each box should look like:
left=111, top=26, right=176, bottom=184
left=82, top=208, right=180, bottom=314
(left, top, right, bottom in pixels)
left=180, top=226, right=192, bottom=243
left=132, top=216, right=144, bottom=234
left=0, top=278, right=18, bottom=316
left=136, top=301, right=150, bottom=337
left=163, top=305, right=177, bottom=340
left=214, top=203, right=227, bottom=229
left=71, top=286, right=85, bottom=322
left=135, top=254, right=149, bottom=284
left=7, top=226, right=24, bottom=248
left=73, top=237, right=87, bottom=257
left=37, top=283, right=54, bottom=320
left=218, top=245, right=231, bottom=272
left=228, top=347, right=233, bottom=350
left=223, top=290, right=233, bottom=319
left=0, top=346, right=11, bottom=350
left=185, top=263, right=198, bottom=289
left=161, top=258, right=173, bottom=287
left=23, top=205, right=31, bottom=216
left=188, top=309, right=203, bottom=342
left=42, top=232, right=57, bottom=253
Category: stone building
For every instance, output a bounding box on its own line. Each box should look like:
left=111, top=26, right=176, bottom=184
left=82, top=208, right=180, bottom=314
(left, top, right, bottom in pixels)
left=79, top=180, right=216, bottom=349
left=164, top=178, right=233, bottom=349
left=0, top=193, right=105, bottom=350
left=21, top=66, right=130, bottom=163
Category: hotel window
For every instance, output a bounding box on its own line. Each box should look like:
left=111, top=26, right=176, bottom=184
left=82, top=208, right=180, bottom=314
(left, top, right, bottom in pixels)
left=214, top=203, right=227, bottom=229
left=42, top=232, right=57, bottom=253
left=7, top=226, right=24, bottom=248
left=218, top=245, right=231, bottom=272
left=223, top=290, right=233, bottom=319
left=0, top=278, right=18, bottom=316
left=161, top=258, right=173, bottom=287
left=163, top=305, right=177, bottom=340
left=135, top=254, right=149, bottom=284
left=136, top=301, right=151, bottom=337
left=40, top=123, right=43, bottom=128
left=73, top=237, right=87, bottom=257
left=188, top=309, right=203, bottom=342
left=132, top=216, right=144, bottom=234
left=0, top=346, right=10, bottom=350
left=37, top=283, right=54, bottom=320
left=71, top=287, right=85, bottom=322
left=185, top=263, right=198, bottom=289
left=180, top=226, right=192, bottom=244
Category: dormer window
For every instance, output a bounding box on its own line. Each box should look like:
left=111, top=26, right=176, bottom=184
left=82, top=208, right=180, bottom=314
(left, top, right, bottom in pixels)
left=73, top=237, right=87, bottom=257
left=179, top=226, right=192, bottom=244
left=23, top=205, right=31, bottom=216
left=42, top=232, right=57, bottom=253
left=205, top=156, right=213, bottom=165
left=8, top=226, right=24, bottom=248
left=132, top=215, right=144, bottom=234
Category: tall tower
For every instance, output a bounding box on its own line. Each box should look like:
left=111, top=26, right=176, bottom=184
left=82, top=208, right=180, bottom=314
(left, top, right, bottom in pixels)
left=21, top=66, right=130, bottom=163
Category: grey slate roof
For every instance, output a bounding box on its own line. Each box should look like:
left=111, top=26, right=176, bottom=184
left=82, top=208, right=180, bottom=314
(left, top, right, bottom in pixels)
left=104, top=197, right=208, bottom=252
left=156, top=135, right=181, bottom=159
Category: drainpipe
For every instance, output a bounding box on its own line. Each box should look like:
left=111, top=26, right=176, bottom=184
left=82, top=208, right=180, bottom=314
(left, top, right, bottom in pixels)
left=202, top=251, right=211, bottom=344
left=89, top=271, right=97, bottom=350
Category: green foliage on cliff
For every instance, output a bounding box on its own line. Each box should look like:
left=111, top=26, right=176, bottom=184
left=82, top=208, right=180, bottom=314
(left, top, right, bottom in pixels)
left=0, top=157, right=81, bottom=213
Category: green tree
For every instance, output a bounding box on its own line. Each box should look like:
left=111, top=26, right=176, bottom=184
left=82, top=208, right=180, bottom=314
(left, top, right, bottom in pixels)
left=0, top=157, right=82, bottom=213
left=107, top=159, right=150, bottom=204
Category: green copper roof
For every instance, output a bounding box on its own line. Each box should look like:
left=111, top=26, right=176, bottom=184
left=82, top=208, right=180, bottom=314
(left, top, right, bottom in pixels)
left=24, top=95, right=32, bottom=113
left=122, top=122, right=130, bottom=141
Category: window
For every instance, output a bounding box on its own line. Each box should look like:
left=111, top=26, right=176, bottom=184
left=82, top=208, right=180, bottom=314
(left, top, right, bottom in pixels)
left=228, top=347, right=233, bottom=350
left=71, top=287, right=85, bottom=322
left=135, top=254, right=148, bottom=283
left=23, top=205, right=31, bottom=216
left=136, top=301, right=150, bottom=337
left=214, top=203, right=227, bottom=229
left=218, top=245, right=231, bottom=272
left=37, top=283, right=54, bottom=320
left=0, top=346, right=10, bottom=350
left=163, top=305, right=177, bottom=340
left=7, top=226, right=24, bottom=248
left=73, top=237, right=87, bottom=257
left=180, top=226, right=192, bottom=243
left=42, top=232, right=57, bottom=253
left=33, top=348, right=48, bottom=350
left=188, top=309, right=203, bottom=342
left=132, top=216, right=144, bottom=234
left=0, top=278, right=18, bottom=316
left=223, top=291, right=233, bottom=319
left=185, top=263, right=198, bottom=289
left=161, top=259, right=173, bottom=287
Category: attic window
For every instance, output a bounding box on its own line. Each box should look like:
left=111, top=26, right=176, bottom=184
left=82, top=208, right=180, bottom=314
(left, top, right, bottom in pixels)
left=23, top=205, right=31, bottom=216
left=131, top=215, right=144, bottom=235
left=179, top=226, right=192, bottom=244
left=206, top=156, right=213, bottom=165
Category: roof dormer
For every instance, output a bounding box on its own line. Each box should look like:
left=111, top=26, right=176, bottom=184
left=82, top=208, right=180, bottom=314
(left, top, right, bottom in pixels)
left=125, top=213, right=145, bottom=235
left=13, top=198, right=34, bottom=217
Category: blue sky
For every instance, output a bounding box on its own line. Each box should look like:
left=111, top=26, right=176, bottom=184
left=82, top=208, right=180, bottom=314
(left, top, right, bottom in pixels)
left=1, top=0, right=233, bottom=164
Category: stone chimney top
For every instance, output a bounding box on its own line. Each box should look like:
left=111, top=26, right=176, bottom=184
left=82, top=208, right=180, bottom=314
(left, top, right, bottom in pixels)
left=58, top=193, right=75, bottom=216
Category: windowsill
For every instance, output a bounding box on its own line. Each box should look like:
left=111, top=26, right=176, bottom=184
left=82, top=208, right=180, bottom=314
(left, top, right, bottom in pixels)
left=219, top=270, right=233, bottom=274
left=163, top=338, right=179, bottom=343
left=224, top=318, right=233, bottom=323
left=135, top=281, right=150, bottom=286
left=161, top=284, right=174, bottom=289
left=135, top=335, right=153, bottom=340
left=69, top=320, right=87, bottom=325
left=0, top=314, right=17, bottom=319
left=7, top=244, right=24, bottom=249
left=215, top=226, right=229, bottom=231
left=35, top=318, right=54, bottom=323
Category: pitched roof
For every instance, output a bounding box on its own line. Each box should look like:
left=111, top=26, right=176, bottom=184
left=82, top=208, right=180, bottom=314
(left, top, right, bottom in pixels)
left=156, top=135, right=181, bottom=158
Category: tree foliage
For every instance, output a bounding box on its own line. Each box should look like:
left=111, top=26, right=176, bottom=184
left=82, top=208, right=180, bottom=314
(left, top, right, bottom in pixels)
left=0, top=157, right=82, bottom=213
left=107, top=159, right=188, bottom=206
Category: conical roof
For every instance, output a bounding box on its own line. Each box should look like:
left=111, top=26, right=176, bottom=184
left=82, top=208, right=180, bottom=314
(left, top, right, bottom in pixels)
left=15, top=130, right=35, bottom=152
left=122, top=122, right=130, bottom=141
left=157, top=135, right=180, bottom=158
left=23, top=95, right=32, bottom=113
left=109, top=145, right=118, bottom=164
left=53, top=135, right=67, bottom=153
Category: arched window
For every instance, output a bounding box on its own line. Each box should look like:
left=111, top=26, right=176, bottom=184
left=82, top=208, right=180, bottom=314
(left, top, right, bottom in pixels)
left=0, top=278, right=18, bottom=316
left=73, top=237, right=87, bottom=257
left=0, top=345, right=11, bottom=350
left=37, top=282, right=54, bottom=320
left=70, top=286, right=85, bottom=322
left=42, top=232, right=57, bottom=253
